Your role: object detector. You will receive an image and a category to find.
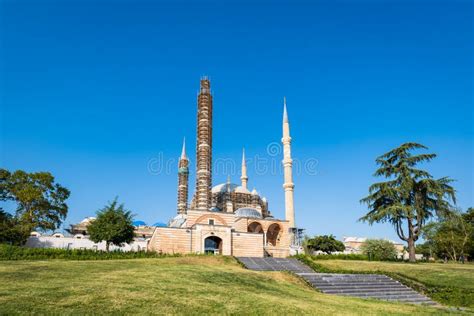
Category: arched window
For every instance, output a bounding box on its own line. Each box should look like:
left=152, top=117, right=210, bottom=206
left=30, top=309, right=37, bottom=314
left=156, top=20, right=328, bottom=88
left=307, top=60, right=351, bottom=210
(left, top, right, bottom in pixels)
left=266, top=223, right=281, bottom=246
left=247, top=222, right=264, bottom=233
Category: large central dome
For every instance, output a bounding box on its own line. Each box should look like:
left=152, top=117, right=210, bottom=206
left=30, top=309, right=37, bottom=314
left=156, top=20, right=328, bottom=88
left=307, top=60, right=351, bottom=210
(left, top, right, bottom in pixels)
left=207, top=181, right=270, bottom=218
left=211, top=183, right=250, bottom=194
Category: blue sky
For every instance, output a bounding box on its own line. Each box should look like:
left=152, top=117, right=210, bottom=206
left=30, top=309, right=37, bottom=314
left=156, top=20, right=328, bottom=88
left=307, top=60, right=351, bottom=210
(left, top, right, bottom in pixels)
left=1, top=0, right=472, bottom=241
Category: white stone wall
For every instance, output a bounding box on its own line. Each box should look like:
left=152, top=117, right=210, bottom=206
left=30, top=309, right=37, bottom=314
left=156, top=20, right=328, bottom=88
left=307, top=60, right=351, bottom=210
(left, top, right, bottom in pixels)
left=25, top=235, right=148, bottom=252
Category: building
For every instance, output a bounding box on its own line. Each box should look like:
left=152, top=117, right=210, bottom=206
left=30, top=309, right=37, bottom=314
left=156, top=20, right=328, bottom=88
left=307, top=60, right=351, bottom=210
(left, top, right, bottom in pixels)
left=148, top=78, right=299, bottom=257
left=26, top=232, right=147, bottom=252
left=27, top=78, right=299, bottom=257
left=343, top=236, right=405, bottom=254
left=27, top=219, right=159, bottom=252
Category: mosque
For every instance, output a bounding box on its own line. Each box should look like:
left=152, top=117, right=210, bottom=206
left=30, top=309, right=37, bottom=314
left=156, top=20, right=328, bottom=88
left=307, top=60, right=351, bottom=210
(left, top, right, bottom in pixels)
left=148, top=78, right=299, bottom=258
left=29, top=78, right=300, bottom=257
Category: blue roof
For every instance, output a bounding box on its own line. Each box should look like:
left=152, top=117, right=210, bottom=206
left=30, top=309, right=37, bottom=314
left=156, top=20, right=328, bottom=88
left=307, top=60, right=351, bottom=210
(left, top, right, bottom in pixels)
left=152, top=222, right=167, bottom=227
left=133, top=220, right=147, bottom=226
left=235, top=207, right=262, bottom=219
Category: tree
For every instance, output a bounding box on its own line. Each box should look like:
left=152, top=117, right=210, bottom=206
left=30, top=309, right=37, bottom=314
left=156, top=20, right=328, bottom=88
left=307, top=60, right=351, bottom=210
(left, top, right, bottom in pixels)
left=421, top=208, right=473, bottom=261
left=0, top=210, right=31, bottom=245
left=360, top=143, right=456, bottom=262
left=305, top=235, right=345, bottom=254
left=415, top=242, right=432, bottom=260
left=0, top=169, right=70, bottom=232
left=361, top=239, right=398, bottom=261
left=462, top=208, right=474, bottom=260
left=88, top=198, right=135, bottom=251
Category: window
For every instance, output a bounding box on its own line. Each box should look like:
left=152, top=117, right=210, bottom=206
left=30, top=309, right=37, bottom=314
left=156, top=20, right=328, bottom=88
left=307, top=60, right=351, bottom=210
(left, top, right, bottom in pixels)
left=208, top=219, right=215, bottom=225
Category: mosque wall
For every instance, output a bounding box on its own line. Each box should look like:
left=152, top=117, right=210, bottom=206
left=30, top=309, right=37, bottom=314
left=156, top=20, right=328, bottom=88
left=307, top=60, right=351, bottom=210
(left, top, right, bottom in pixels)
left=149, top=227, right=191, bottom=254
left=231, top=232, right=264, bottom=257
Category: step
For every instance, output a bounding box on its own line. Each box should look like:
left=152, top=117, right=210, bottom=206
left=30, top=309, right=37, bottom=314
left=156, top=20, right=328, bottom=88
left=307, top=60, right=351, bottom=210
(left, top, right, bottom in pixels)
left=338, top=292, right=425, bottom=299
left=318, top=286, right=413, bottom=293
left=307, top=280, right=401, bottom=285
left=236, top=257, right=437, bottom=306
left=327, top=289, right=416, bottom=296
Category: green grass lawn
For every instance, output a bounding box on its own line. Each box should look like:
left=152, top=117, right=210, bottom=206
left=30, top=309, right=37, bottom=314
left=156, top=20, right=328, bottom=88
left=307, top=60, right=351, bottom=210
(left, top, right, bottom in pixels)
left=304, top=258, right=474, bottom=309
left=0, top=256, right=452, bottom=315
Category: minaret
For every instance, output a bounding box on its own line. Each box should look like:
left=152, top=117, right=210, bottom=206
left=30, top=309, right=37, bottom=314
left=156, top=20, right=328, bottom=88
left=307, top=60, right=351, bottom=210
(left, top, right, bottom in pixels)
left=225, top=175, right=233, bottom=212
left=282, top=97, right=295, bottom=228
left=240, top=148, right=248, bottom=190
left=177, top=138, right=189, bottom=214
left=195, top=78, right=213, bottom=211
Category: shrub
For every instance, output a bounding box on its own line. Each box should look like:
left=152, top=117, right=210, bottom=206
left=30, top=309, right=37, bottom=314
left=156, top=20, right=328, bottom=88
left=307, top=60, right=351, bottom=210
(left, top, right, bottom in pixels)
left=307, top=253, right=368, bottom=261
left=0, top=244, right=180, bottom=260
left=360, top=239, right=398, bottom=261
left=305, top=235, right=345, bottom=254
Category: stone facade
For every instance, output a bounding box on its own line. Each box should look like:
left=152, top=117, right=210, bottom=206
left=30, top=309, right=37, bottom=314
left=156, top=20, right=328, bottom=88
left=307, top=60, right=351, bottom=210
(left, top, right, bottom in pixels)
left=149, top=210, right=287, bottom=257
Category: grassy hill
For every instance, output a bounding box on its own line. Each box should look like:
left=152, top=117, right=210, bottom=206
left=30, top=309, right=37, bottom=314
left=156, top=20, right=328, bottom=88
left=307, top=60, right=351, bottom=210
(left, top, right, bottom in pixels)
left=0, top=256, right=451, bottom=315
left=302, top=257, right=474, bottom=309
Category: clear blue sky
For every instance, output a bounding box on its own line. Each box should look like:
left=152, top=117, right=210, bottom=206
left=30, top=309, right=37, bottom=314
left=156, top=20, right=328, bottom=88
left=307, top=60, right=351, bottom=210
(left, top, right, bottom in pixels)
left=1, top=0, right=472, bottom=241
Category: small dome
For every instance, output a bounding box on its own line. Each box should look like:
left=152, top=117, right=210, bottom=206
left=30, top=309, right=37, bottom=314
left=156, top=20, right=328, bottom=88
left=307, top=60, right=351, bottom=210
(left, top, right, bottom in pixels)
left=152, top=222, right=167, bottom=227
left=235, top=207, right=262, bottom=219
left=209, top=207, right=221, bottom=212
left=251, top=189, right=258, bottom=195
left=133, top=220, right=147, bottom=226
left=80, top=217, right=96, bottom=224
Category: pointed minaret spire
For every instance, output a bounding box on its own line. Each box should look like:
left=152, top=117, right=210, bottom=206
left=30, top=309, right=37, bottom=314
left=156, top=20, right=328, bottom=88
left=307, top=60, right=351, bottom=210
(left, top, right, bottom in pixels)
left=282, top=97, right=295, bottom=229
left=283, top=96, right=288, bottom=123
left=241, top=148, right=248, bottom=190
left=180, top=137, right=187, bottom=160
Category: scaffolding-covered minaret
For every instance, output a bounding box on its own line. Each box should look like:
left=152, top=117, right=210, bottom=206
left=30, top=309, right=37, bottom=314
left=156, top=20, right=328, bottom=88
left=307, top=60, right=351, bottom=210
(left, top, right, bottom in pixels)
left=282, top=97, right=295, bottom=228
left=177, top=138, right=189, bottom=214
left=195, top=78, right=213, bottom=211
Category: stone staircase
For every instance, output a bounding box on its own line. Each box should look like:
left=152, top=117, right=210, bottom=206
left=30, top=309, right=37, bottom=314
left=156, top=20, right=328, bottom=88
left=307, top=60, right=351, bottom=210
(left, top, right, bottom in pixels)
left=236, top=257, right=437, bottom=306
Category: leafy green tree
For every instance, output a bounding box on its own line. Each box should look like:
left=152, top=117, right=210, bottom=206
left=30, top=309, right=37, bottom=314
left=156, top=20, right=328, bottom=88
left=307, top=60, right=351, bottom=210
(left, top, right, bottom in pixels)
left=0, top=169, right=70, bottom=232
left=88, top=199, right=135, bottom=251
left=0, top=210, right=31, bottom=245
left=463, top=208, right=474, bottom=260
left=361, top=239, right=398, bottom=261
left=415, top=242, right=432, bottom=260
left=360, top=143, right=456, bottom=262
left=305, top=235, right=345, bottom=254
left=422, top=208, right=473, bottom=261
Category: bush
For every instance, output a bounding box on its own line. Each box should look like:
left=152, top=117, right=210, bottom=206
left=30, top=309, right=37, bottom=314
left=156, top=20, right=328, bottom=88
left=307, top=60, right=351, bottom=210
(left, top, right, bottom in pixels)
left=0, top=244, right=180, bottom=260
left=360, top=239, right=398, bottom=261
left=305, top=235, right=345, bottom=254
left=307, top=253, right=368, bottom=261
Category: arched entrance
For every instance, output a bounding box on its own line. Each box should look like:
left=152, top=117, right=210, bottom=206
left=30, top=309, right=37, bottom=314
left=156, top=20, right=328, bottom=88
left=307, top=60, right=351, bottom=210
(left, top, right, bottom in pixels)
left=248, top=222, right=264, bottom=233
left=204, top=236, right=223, bottom=255
left=266, top=223, right=281, bottom=246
